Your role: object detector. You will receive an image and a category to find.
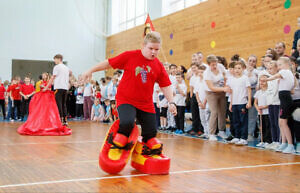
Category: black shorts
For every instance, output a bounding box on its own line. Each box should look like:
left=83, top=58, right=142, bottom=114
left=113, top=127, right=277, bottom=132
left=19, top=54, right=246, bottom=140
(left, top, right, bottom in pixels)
left=160, top=107, right=168, bottom=118
left=279, top=91, right=294, bottom=119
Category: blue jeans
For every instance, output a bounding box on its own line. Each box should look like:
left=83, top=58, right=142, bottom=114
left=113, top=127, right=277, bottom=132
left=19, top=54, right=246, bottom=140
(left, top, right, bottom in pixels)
left=268, top=105, right=280, bottom=142
left=6, top=98, right=12, bottom=119
left=232, top=104, right=248, bottom=140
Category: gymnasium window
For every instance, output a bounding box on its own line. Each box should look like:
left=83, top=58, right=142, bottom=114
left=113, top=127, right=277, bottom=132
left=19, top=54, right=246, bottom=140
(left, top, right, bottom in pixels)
left=111, top=0, right=147, bottom=34
left=162, top=0, right=207, bottom=16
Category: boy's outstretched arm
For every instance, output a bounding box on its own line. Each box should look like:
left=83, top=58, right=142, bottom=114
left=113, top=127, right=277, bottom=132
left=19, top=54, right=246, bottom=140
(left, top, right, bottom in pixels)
left=82, top=60, right=111, bottom=81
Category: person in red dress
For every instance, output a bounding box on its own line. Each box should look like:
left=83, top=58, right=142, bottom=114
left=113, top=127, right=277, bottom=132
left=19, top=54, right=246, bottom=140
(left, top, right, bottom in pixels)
left=20, top=76, right=35, bottom=121
left=83, top=32, right=176, bottom=174
left=17, top=72, right=71, bottom=136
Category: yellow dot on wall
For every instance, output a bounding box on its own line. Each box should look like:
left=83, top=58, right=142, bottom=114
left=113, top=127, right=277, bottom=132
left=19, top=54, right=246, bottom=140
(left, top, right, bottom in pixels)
left=210, top=41, right=216, bottom=48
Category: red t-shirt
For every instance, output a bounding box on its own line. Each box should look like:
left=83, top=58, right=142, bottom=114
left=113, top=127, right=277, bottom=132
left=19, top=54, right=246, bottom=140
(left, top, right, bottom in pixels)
left=108, top=50, right=171, bottom=113
left=21, top=84, right=35, bottom=95
left=0, top=84, right=6, bottom=100
left=10, top=84, right=21, bottom=100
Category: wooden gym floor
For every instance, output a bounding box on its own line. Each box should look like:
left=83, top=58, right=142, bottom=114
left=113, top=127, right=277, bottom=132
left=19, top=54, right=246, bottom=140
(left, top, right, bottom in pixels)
left=0, top=121, right=299, bottom=193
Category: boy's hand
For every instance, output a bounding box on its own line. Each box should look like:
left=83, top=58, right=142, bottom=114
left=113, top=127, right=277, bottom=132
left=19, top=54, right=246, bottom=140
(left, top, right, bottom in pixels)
left=223, top=86, right=231, bottom=93
left=257, top=109, right=262, bottom=115
left=168, top=103, right=177, bottom=116
left=246, top=102, right=251, bottom=109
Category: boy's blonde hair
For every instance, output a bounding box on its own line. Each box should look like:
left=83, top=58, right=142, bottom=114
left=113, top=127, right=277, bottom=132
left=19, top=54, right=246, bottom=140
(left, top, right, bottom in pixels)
left=206, top=54, right=218, bottom=64
left=144, top=31, right=161, bottom=44
left=278, top=56, right=291, bottom=67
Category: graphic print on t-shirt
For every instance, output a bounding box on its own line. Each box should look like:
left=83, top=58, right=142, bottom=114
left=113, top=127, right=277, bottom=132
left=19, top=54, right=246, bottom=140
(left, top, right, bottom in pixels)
left=135, top=65, right=152, bottom=83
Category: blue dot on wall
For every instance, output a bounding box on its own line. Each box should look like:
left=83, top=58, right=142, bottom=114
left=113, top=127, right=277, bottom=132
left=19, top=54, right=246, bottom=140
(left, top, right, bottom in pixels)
left=110, top=49, right=114, bottom=54
left=170, top=33, right=173, bottom=39
left=169, top=49, right=173, bottom=56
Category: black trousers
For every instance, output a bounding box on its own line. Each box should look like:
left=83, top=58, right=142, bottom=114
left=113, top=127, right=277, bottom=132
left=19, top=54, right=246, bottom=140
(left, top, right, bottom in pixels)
left=190, top=94, right=203, bottom=132
left=117, top=104, right=157, bottom=143
left=154, top=103, right=160, bottom=128
left=260, top=115, right=272, bottom=143
left=12, top=100, right=21, bottom=119
left=226, top=100, right=234, bottom=137
left=76, top=104, right=83, bottom=117
left=21, top=97, right=31, bottom=118
left=55, top=89, right=68, bottom=118
left=0, top=100, right=5, bottom=118
left=289, top=99, right=300, bottom=143
left=175, top=106, right=185, bottom=132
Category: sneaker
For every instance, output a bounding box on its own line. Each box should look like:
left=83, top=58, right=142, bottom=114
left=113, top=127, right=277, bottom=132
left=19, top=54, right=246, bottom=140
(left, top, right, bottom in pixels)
left=209, top=135, right=218, bottom=141
left=199, top=134, right=209, bottom=139
left=275, top=143, right=288, bottom=152
left=265, top=142, right=276, bottom=150
left=236, top=139, right=248, bottom=146
left=256, top=142, right=265, bottom=147
left=262, top=142, right=270, bottom=148
left=226, top=135, right=234, bottom=141
left=270, top=142, right=280, bottom=151
left=178, top=130, right=183, bottom=134
left=282, top=144, right=295, bottom=154
left=218, top=131, right=227, bottom=139
left=229, top=138, right=240, bottom=144
left=10, top=118, right=14, bottom=122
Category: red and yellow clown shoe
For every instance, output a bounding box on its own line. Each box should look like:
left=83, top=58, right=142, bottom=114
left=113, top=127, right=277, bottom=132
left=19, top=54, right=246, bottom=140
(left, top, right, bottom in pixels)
left=99, top=120, right=139, bottom=174
left=131, top=137, right=170, bottom=175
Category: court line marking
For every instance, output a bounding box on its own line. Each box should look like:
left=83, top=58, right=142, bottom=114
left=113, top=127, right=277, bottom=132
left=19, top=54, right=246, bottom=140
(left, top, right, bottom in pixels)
left=0, top=137, right=179, bottom=146
left=0, top=162, right=299, bottom=188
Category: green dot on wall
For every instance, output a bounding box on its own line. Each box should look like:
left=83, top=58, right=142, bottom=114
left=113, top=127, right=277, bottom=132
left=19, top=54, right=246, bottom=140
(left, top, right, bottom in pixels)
left=284, top=0, right=291, bottom=9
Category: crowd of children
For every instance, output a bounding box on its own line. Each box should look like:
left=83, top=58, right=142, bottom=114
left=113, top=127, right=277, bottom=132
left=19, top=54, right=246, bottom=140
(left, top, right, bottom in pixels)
left=0, top=39, right=299, bottom=154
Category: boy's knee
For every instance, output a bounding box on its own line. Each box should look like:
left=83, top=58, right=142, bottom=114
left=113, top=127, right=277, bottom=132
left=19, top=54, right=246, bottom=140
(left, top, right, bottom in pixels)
left=119, top=120, right=135, bottom=130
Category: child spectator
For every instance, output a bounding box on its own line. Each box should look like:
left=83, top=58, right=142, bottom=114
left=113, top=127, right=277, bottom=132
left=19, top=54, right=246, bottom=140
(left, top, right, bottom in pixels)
left=20, top=76, right=35, bottom=121
left=0, top=78, right=6, bottom=120
left=188, top=63, right=203, bottom=136
left=10, top=76, right=22, bottom=121
left=228, top=61, right=252, bottom=145
left=100, top=78, right=107, bottom=105
left=196, top=65, right=210, bottom=139
left=265, top=61, right=281, bottom=150
left=174, top=72, right=187, bottom=134
left=159, top=91, right=168, bottom=130
left=95, top=86, right=101, bottom=100
left=103, top=99, right=112, bottom=123
left=266, top=57, right=296, bottom=153
left=75, top=81, right=84, bottom=119
left=111, top=100, right=118, bottom=121
left=91, top=98, right=104, bottom=122
left=35, top=75, right=43, bottom=93
left=255, top=74, right=272, bottom=148
left=167, top=64, right=177, bottom=131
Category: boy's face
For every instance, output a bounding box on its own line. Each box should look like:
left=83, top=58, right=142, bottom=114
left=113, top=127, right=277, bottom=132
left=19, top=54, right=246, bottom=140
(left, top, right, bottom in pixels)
left=234, top=64, right=243, bottom=76
left=277, top=60, right=287, bottom=70
left=197, top=53, right=203, bottom=64
left=209, top=61, right=217, bottom=71
left=105, top=100, right=110, bottom=106
left=142, top=42, right=160, bottom=60
left=169, top=66, right=177, bottom=74
left=259, top=76, right=268, bottom=87
left=229, top=67, right=234, bottom=74
left=198, top=69, right=204, bottom=76
left=191, top=65, right=198, bottom=74
left=267, top=64, right=278, bottom=75
left=54, top=58, right=62, bottom=65
left=94, top=100, right=99, bottom=105
left=176, top=75, right=182, bottom=82
left=24, top=77, right=30, bottom=84
left=275, top=43, right=285, bottom=56
left=264, top=57, right=272, bottom=67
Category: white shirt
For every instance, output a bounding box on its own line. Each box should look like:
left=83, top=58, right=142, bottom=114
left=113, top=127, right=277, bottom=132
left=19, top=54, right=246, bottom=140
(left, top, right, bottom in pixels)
left=169, top=74, right=177, bottom=91
left=228, top=75, right=250, bottom=105
left=189, top=75, right=200, bottom=94
left=83, top=83, right=92, bottom=97
left=174, top=81, right=187, bottom=106
left=267, top=79, right=280, bottom=105
left=195, top=78, right=209, bottom=108
left=278, top=69, right=295, bottom=91
left=76, top=87, right=84, bottom=104
left=204, top=65, right=226, bottom=92
left=158, top=92, right=168, bottom=107
left=153, top=83, right=160, bottom=103
left=53, top=63, right=69, bottom=90
left=254, top=89, right=269, bottom=115
left=100, top=84, right=107, bottom=101
left=105, top=81, right=117, bottom=100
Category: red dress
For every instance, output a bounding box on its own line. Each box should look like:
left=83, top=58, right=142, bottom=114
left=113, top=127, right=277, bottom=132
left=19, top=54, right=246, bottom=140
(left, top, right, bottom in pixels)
left=17, top=81, right=71, bottom=136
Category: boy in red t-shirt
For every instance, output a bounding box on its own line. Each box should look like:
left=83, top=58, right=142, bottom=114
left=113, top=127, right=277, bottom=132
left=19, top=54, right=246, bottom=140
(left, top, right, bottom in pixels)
left=83, top=32, right=177, bottom=173
left=10, top=77, right=22, bottom=120
left=20, top=76, right=35, bottom=121
left=0, top=78, right=6, bottom=119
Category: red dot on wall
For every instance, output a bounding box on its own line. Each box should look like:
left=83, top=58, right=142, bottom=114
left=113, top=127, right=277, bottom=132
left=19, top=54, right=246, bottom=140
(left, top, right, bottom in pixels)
left=211, top=22, right=216, bottom=28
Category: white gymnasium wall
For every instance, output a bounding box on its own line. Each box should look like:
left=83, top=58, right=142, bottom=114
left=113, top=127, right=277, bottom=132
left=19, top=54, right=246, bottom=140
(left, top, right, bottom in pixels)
left=0, top=0, right=107, bottom=81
